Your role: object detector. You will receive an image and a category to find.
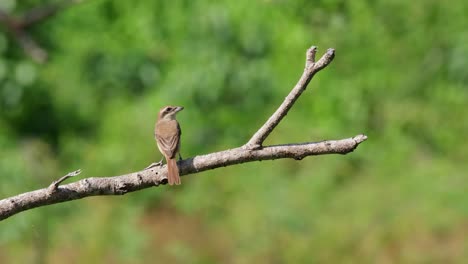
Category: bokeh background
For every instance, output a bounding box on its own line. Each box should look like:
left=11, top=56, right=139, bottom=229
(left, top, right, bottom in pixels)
left=0, top=0, right=467, bottom=263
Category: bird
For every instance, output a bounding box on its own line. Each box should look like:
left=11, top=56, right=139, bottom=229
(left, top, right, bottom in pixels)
left=154, top=105, right=184, bottom=185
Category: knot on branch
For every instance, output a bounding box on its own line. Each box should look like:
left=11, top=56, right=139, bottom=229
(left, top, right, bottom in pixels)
left=115, top=182, right=130, bottom=195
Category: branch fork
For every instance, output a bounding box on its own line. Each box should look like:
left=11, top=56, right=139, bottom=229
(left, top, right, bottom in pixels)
left=244, top=46, right=335, bottom=150
left=0, top=46, right=367, bottom=221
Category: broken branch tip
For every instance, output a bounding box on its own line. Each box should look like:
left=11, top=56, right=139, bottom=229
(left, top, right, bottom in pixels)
left=354, top=134, right=368, bottom=144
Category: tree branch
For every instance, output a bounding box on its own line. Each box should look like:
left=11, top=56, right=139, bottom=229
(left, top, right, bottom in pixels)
left=0, top=47, right=367, bottom=221
left=244, top=47, right=335, bottom=150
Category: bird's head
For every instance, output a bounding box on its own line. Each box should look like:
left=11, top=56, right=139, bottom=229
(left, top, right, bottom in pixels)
left=158, top=106, right=184, bottom=120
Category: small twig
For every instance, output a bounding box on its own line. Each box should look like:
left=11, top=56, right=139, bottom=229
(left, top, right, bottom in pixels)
left=47, top=169, right=82, bottom=193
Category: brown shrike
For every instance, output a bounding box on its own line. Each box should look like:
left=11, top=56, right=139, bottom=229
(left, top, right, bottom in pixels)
left=155, top=106, right=183, bottom=185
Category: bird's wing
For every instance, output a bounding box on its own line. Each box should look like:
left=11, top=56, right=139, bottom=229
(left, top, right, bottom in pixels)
left=155, top=121, right=181, bottom=159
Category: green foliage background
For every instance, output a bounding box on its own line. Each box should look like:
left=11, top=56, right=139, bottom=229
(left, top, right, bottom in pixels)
left=0, top=0, right=467, bottom=263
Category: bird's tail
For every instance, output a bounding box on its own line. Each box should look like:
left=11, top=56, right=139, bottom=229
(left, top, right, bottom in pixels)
left=167, top=158, right=181, bottom=185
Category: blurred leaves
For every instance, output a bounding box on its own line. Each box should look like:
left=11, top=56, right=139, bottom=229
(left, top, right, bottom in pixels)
left=0, top=0, right=467, bottom=263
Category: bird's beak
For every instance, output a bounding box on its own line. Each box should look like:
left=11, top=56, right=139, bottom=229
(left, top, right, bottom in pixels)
left=175, top=106, right=184, bottom=113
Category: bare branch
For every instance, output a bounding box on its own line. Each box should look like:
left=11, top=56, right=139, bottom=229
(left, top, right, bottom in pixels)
left=0, top=46, right=368, bottom=221
left=244, top=47, right=335, bottom=150
left=0, top=135, right=366, bottom=221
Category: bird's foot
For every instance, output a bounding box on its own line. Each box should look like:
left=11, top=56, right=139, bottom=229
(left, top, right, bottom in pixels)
left=144, top=161, right=163, bottom=170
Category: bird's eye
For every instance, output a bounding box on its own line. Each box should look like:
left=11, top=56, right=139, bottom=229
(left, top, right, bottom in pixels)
left=166, top=107, right=172, bottom=112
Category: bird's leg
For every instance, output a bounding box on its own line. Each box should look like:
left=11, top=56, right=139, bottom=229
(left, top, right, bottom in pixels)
left=144, top=158, right=164, bottom=170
